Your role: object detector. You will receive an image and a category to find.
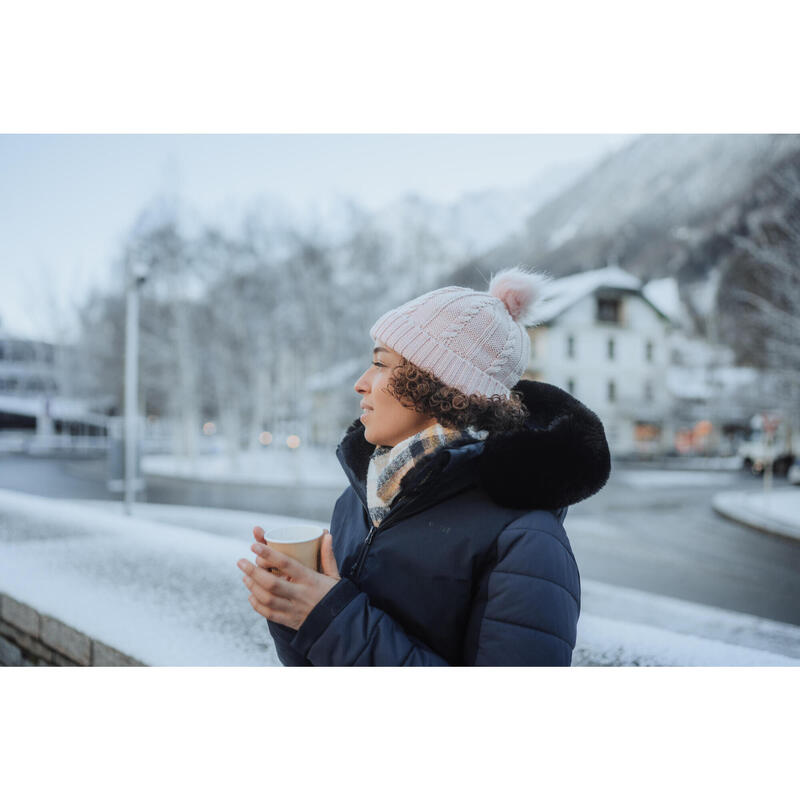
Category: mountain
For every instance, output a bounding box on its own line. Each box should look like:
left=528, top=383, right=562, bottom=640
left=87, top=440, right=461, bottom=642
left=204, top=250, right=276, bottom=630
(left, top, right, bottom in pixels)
left=438, top=134, right=800, bottom=372
left=370, top=157, right=598, bottom=259
left=467, top=134, right=800, bottom=283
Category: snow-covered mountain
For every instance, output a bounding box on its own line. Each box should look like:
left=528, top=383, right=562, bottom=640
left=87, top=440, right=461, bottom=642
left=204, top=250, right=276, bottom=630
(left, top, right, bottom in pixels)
left=370, top=157, right=595, bottom=259
left=479, top=134, right=800, bottom=280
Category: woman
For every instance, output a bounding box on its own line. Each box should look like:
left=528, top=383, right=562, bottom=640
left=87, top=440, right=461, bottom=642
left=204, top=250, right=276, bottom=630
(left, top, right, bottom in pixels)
left=237, top=267, right=611, bottom=665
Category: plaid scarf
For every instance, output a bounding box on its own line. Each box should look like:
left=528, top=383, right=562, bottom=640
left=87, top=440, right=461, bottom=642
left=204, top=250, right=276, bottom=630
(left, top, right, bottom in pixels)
left=366, top=422, right=488, bottom=527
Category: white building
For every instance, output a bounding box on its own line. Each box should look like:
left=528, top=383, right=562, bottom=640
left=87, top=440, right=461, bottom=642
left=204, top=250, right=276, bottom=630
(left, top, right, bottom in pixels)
left=523, top=266, right=674, bottom=456
left=0, top=321, right=109, bottom=445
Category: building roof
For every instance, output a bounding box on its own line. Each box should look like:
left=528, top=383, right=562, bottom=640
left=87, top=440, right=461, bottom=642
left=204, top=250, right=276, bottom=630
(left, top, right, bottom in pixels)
left=533, top=265, right=670, bottom=325
left=642, top=276, right=686, bottom=325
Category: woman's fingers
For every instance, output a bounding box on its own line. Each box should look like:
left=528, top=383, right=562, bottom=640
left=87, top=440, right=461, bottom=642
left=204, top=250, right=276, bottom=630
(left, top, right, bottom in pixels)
left=248, top=593, right=290, bottom=625
left=237, top=559, right=297, bottom=599
left=319, top=531, right=340, bottom=579
left=254, top=556, right=292, bottom=577
left=249, top=543, right=307, bottom=581
left=242, top=574, right=294, bottom=612
left=253, top=526, right=266, bottom=544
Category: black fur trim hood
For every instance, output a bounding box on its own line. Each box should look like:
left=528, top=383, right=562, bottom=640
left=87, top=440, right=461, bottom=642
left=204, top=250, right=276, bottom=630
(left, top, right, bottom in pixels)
left=337, top=380, right=611, bottom=511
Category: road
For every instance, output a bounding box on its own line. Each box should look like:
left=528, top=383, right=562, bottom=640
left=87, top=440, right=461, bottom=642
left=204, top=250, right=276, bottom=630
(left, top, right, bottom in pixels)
left=1, top=452, right=799, bottom=626
left=567, top=467, right=800, bottom=626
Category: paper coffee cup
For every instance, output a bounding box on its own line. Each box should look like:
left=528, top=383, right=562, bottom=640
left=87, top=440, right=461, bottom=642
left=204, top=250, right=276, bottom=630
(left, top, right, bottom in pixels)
left=263, top=524, right=324, bottom=574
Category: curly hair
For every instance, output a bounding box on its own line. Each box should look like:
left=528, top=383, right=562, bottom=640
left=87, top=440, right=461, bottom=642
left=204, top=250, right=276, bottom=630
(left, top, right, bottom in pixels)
left=385, top=357, right=528, bottom=435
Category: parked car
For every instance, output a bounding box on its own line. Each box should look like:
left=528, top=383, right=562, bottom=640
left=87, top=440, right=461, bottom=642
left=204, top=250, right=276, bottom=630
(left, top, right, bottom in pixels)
left=738, top=416, right=797, bottom=477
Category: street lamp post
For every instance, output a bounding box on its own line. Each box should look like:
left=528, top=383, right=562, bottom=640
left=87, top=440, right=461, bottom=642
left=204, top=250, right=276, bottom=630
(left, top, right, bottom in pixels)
left=124, top=263, right=148, bottom=515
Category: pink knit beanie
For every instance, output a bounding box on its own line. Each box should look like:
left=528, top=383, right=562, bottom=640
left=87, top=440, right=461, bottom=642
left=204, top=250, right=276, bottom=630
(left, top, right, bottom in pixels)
left=369, top=267, right=550, bottom=399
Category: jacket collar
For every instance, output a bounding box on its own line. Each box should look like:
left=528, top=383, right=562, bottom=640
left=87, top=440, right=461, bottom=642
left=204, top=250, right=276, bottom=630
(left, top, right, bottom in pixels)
left=336, top=380, right=611, bottom=511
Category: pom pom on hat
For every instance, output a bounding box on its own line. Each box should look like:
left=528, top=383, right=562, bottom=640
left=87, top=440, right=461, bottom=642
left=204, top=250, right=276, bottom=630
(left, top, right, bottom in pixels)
left=488, top=266, right=550, bottom=325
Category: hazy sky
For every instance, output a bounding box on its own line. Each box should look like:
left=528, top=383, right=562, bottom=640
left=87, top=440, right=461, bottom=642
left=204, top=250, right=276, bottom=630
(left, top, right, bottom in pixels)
left=0, top=134, right=634, bottom=340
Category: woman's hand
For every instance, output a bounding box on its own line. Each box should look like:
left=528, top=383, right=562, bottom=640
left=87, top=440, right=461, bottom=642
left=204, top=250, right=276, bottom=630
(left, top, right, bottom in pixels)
left=237, top=527, right=340, bottom=630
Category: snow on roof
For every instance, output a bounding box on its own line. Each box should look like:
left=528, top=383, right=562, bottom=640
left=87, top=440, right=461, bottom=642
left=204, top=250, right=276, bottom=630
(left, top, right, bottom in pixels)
left=533, top=265, right=643, bottom=324
left=642, top=277, right=684, bottom=323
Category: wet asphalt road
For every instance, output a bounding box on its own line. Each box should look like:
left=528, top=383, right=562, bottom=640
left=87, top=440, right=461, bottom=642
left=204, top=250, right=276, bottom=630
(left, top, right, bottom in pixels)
left=1, top=452, right=799, bottom=626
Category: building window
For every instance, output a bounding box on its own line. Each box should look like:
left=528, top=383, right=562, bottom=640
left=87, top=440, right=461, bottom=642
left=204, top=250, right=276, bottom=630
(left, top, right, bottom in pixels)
left=596, top=296, right=621, bottom=324
left=645, top=340, right=653, bottom=362
left=644, top=381, right=653, bottom=402
left=567, top=378, right=575, bottom=395
left=607, top=337, right=615, bottom=360
left=566, top=335, right=575, bottom=358
left=608, top=380, right=616, bottom=403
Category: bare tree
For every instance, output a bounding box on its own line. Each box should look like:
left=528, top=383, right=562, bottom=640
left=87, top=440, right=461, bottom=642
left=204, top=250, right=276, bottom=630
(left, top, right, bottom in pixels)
left=726, top=153, right=800, bottom=430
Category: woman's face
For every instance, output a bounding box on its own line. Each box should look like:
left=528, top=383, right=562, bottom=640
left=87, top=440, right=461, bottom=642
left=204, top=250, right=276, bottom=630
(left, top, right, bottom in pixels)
left=354, top=342, right=436, bottom=447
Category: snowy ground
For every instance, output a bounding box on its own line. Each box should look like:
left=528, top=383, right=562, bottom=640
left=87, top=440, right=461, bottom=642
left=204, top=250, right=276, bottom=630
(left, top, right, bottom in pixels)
left=577, top=580, right=800, bottom=665
left=713, top=487, right=800, bottom=542
left=2, top=488, right=800, bottom=666
left=616, top=469, right=741, bottom=489
left=142, top=448, right=347, bottom=489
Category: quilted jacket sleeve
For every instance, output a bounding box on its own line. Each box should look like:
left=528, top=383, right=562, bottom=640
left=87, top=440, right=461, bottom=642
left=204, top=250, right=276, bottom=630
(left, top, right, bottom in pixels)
left=464, top=513, right=580, bottom=666
left=282, top=578, right=451, bottom=666
left=267, top=620, right=313, bottom=666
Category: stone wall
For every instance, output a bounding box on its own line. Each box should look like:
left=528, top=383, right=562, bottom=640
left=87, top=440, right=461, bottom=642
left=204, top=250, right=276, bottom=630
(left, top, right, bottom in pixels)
left=0, top=592, right=144, bottom=667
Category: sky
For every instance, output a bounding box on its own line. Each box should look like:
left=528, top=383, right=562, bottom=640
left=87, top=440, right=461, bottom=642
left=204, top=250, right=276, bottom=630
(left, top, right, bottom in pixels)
left=0, top=134, right=634, bottom=340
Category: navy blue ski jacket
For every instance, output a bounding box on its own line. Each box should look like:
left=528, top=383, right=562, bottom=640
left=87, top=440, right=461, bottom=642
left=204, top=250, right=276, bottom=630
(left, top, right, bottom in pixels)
left=267, top=380, right=610, bottom=666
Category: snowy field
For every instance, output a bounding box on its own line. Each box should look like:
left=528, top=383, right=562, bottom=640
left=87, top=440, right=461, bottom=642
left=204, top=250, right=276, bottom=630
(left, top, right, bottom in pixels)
left=2, top=488, right=800, bottom=666
left=0, top=489, right=292, bottom=665
left=142, top=447, right=347, bottom=489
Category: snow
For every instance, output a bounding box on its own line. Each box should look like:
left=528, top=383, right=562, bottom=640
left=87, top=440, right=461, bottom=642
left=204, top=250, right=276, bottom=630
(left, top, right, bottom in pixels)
left=142, top=447, right=348, bottom=489
left=665, top=331, right=758, bottom=400
left=578, top=578, right=800, bottom=664
left=372, top=160, right=590, bottom=259
left=575, top=614, right=799, bottom=666
left=0, top=488, right=287, bottom=666
left=3, top=487, right=800, bottom=666
left=712, top=488, right=800, bottom=542
left=616, top=469, right=740, bottom=489
left=642, top=276, right=684, bottom=324
left=547, top=217, right=581, bottom=249
left=533, top=265, right=642, bottom=324
left=80, top=500, right=330, bottom=540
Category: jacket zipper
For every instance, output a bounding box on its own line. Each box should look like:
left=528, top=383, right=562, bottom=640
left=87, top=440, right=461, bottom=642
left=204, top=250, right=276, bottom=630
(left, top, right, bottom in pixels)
left=352, top=525, right=377, bottom=578
left=349, top=471, right=435, bottom=580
